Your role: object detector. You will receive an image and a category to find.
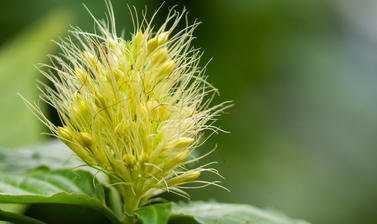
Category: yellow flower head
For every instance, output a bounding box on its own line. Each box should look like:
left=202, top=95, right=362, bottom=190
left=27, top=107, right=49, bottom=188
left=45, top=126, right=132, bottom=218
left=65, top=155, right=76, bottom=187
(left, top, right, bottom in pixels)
left=28, top=3, right=230, bottom=211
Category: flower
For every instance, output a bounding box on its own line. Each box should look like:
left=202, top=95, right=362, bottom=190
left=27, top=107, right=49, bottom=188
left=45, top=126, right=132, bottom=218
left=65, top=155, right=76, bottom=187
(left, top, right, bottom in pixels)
left=27, top=2, right=230, bottom=212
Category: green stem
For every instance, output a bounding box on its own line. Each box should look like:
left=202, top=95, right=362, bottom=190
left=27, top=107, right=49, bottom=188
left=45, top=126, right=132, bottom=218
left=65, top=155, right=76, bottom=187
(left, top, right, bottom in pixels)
left=0, top=209, right=46, bottom=224
left=122, top=215, right=136, bottom=224
left=120, top=186, right=141, bottom=212
left=117, top=185, right=141, bottom=224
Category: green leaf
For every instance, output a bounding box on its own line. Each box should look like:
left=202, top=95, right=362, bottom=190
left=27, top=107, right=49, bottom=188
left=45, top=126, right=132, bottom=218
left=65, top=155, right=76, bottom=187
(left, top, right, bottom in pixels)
left=0, top=209, right=46, bottom=224
left=0, top=141, right=79, bottom=173
left=170, top=201, right=310, bottom=224
left=0, top=169, right=122, bottom=224
left=0, top=9, right=71, bottom=148
left=134, top=203, right=172, bottom=224
left=131, top=201, right=310, bottom=224
left=0, top=10, right=71, bottom=219
left=0, top=140, right=77, bottom=218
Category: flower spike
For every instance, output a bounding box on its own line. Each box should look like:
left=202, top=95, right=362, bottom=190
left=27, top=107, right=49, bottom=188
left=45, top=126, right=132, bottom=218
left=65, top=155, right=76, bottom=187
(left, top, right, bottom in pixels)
left=28, top=2, right=231, bottom=212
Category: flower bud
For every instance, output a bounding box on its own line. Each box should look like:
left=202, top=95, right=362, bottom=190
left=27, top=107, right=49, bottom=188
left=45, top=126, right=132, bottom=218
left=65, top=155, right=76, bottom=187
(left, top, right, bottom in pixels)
left=132, top=30, right=143, bottom=46
left=74, top=67, right=88, bottom=84
left=78, top=132, right=93, bottom=148
left=57, top=126, right=72, bottom=140
left=58, top=127, right=95, bottom=164
left=166, top=171, right=200, bottom=186
left=174, top=137, right=195, bottom=148
left=71, top=98, right=89, bottom=118
left=162, top=149, right=190, bottom=170
left=83, top=51, right=96, bottom=67
left=113, top=68, right=123, bottom=81
left=123, top=154, right=135, bottom=167
left=157, top=32, right=169, bottom=45
left=148, top=32, right=169, bottom=53
left=141, top=152, right=150, bottom=163
left=94, top=92, right=107, bottom=109
left=158, top=60, right=175, bottom=77
left=151, top=48, right=169, bottom=66
left=165, top=137, right=194, bottom=149
left=147, top=37, right=159, bottom=53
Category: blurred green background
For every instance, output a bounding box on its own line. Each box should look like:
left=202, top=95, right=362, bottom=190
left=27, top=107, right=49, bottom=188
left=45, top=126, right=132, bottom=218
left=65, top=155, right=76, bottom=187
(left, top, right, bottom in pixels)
left=1, top=0, right=377, bottom=224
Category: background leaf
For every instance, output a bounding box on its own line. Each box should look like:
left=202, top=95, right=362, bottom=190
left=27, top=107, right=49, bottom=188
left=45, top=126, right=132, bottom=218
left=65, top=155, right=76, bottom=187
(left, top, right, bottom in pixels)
left=170, top=201, right=310, bottom=224
left=0, top=141, right=78, bottom=173
left=0, top=8, right=72, bottom=218
left=0, top=169, right=121, bottom=224
left=0, top=9, right=70, bottom=148
left=0, top=141, right=125, bottom=224
left=134, top=203, right=171, bottom=224
left=0, top=209, right=47, bottom=224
